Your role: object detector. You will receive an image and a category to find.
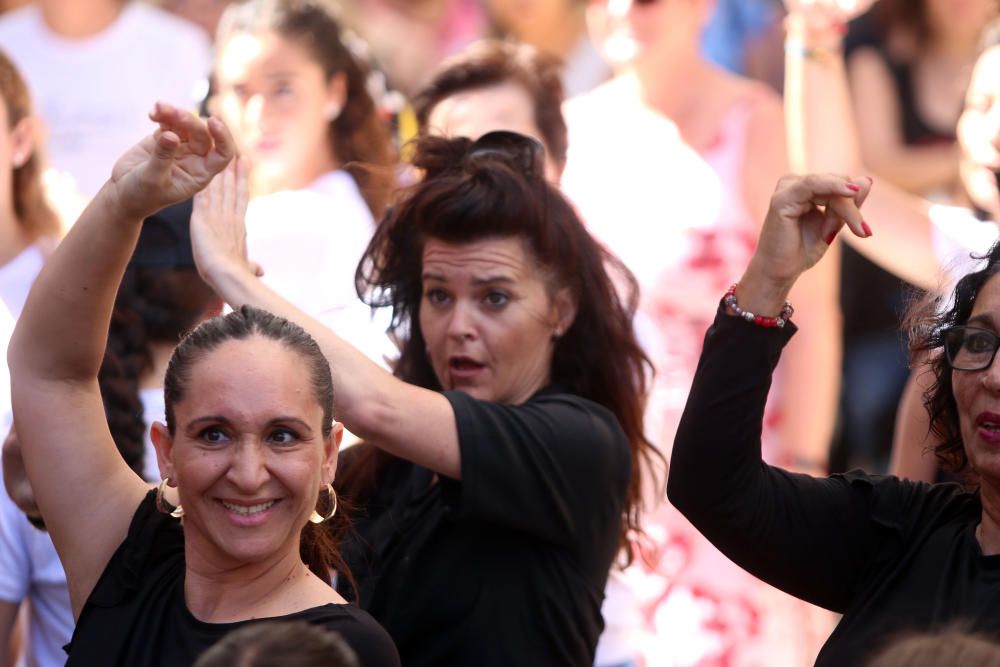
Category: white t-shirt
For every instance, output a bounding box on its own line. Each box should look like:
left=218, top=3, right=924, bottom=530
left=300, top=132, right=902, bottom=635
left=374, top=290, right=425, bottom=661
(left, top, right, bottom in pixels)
left=0, top=3, right=211, bottom=197
left=244, top=171, right=394, bottom=367
left=930, top=204, right=999, bottom=290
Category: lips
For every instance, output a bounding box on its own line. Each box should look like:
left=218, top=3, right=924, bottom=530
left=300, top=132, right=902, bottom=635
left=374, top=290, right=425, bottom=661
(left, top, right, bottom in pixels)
left=218, top=498, right=279, bottom=526
left=976, top=412, right=1000, bottom=442
left=448, top=356, right=485, bottom=381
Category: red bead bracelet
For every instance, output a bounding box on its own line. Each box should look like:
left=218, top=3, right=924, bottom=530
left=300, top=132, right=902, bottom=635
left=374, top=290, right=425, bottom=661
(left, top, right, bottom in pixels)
left=723, top=284, right=794, bottom=328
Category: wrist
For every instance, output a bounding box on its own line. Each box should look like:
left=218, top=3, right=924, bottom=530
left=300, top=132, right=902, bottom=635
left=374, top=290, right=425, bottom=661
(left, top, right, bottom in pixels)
left=734, top=264, right=797, bottom=318
left=98, top=180, right=156, bottom=223
left=200, top=257, right=255, bottom=305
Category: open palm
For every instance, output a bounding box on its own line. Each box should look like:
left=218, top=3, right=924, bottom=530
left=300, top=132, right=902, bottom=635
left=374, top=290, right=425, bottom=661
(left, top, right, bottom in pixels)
left=109, top=102, right=235, bottom=220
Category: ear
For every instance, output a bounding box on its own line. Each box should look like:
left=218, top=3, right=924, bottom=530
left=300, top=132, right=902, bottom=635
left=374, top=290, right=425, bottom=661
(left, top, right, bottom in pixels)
left=150, top=421, right=177, bottom=484
left=9, top=117, right=36, bottom=170
left=550, top=287, right=578, bottom=339
left=324, top=72, right=348, bottom=122
left=321, top=421, right=344, bottom=485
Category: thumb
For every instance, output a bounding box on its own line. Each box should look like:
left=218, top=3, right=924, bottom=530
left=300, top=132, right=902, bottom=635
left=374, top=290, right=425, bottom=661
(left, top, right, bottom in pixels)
left=149, top=131, right=180, bottom=177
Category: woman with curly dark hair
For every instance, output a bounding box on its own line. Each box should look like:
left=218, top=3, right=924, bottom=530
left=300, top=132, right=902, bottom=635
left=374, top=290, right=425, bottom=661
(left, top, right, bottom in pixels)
left=191, top=127, right=659, bottom=666
left=669, top=170, right=1000, bottom=665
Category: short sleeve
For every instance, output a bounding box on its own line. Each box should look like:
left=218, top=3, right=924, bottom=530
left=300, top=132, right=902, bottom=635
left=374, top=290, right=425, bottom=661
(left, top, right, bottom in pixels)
left=0, top=488, right=31, bottom=602
left=444, top=390, right=631, bottom=549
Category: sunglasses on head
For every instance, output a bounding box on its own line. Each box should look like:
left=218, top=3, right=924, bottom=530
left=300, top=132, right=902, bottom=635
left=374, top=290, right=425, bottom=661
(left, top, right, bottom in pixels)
left=467, top=130, right=546, bottom=181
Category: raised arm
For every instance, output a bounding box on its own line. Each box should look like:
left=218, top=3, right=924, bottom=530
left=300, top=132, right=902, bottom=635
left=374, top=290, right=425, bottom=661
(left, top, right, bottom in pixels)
left=190, top=164, right=462, bottom=479
left=7, top=104, right=234, bottom=617
left=668, top=173, right=875, bottom=608
left=783, top=3, right=942, bottom=290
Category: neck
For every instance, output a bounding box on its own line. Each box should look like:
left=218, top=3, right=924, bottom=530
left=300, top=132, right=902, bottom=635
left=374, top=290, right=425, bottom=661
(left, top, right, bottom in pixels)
left=624, top=51, right=712, bottom=126
left=0, top=210, right=30, bottom=268
left=184, top=541, right=312, bottom=622
left=41, top=0, right=123, bottom=39
left=522, top=9, right=586, bottom=61
left=978, top=481, right=1000, bottom=555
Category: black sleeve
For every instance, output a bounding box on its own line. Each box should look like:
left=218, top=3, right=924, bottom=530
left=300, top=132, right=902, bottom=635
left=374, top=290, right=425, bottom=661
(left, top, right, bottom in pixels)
left=444, top=390, right=631, bottom=549
left=667, top=308, right=917, bottom=613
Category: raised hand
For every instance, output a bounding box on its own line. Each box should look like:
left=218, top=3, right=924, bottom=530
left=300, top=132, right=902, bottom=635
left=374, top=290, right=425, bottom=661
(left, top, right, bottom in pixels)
left=738, top=174, right=871, bottom=313
left=108, top=102, right=235, bottom=220
left=190, top=156, right=262, bottom=286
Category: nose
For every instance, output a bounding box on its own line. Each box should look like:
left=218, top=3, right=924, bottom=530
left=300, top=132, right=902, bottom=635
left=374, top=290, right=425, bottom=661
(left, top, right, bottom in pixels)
left=446, top=301, right=477, bottom=342
left=227, top=438, right=270, bottom=492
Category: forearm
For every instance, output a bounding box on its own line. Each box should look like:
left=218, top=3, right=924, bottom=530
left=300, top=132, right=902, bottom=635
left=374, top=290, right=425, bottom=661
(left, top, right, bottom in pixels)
left=864, top=143, right=960, bottom=196
left=784, top=16, right=861, bottom=174
left=9, top=185, right=141, bottom=382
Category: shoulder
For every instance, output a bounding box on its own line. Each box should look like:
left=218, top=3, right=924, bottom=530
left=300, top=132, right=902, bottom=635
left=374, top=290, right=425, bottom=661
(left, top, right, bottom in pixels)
left=302, top=604, right=400, bottom=667
left=447, top=389, right=630, bottom=464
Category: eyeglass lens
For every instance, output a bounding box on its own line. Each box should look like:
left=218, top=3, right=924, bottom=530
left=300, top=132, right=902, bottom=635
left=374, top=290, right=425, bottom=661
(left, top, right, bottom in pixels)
left=945, top=326, right=1000, bottom=370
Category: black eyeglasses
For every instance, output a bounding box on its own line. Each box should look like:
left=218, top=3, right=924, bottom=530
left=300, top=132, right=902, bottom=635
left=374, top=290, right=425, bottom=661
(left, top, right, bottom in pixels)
left=467, top=130, right=546, bottom=181
left=944, top=325, right=1000, bottom=371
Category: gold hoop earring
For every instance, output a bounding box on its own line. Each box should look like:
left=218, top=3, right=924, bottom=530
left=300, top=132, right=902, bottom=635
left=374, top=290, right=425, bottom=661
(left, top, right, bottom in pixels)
left=309, top=483, right=337, bottom=524
left=155, top=479, right=185, bottom=519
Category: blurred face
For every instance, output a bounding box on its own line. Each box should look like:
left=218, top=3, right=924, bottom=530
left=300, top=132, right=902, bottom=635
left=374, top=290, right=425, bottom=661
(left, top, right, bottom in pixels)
left=215, top=31, right=344, bottom=194
left=953, top=273, right=1000, bottom=487
left=153, top=337, right=341, bottom=568
left=587, top=0, right=707, bottom=69
left=419, top=237, right=575, bottom=404
left=0, top=95, right=34, bottom=217
left=426, top=82, right=562, bottom=181
left=958, top=45, right=1000, bottom=220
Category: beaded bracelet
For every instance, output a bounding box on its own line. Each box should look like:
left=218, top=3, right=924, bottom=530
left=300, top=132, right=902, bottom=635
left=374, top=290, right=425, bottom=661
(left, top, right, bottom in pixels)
left=723, top=284, right=794, bottom=329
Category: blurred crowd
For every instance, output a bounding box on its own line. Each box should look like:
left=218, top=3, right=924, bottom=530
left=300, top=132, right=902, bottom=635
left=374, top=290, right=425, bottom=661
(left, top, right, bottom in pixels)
left=1, top=1, right=999, bottom=666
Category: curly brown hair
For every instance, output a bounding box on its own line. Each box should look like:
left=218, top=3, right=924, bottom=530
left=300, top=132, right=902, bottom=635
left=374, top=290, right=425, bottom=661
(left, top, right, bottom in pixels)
left=906, top=241, right=1000, bottom=474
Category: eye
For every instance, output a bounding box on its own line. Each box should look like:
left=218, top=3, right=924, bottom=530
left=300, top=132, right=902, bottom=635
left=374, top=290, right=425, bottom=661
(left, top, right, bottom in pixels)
left=425, top=288, right=451, bottom=306
left=965, top=330, right=998, bottom=354
left=483, top=290, right=510, bottom=308
left=268, top=428, right=300, bottom=445
left=230, top=83, right=249, bottom=101
left=273, top=80, right=293, bottom=97
left=198, top=426, right=230, bottom=444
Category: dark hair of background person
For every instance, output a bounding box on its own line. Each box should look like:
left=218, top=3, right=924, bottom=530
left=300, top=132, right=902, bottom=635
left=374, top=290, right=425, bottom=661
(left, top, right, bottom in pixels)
left=99, top=201, right=220, bottom=477
left=411, top=39, right=569, bottom=175
left=340, top=134, right=662, bottom=564
left=866, top=626, right=1000, bottom=667
left=163, top=303, right=355, bottom=591
left=215, top=0, right=396, bottom=218
left=868, top=0, right=954, bottom=46
left=193, top=621, right=360, bottom=667
left=906, top=241, right=1000, bottom=475
left=0, top=48, right=59, bottom=241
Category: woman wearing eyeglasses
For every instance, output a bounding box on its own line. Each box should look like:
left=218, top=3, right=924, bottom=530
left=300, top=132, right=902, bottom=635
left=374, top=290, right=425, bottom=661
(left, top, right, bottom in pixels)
left=669, top=170, right=1000, bottom=665
left=189, top=129, right=657, bottom=666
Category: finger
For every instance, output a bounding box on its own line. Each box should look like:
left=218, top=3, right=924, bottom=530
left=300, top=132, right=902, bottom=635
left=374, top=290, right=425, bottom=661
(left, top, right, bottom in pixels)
left=149, top=131, right=181, bottom=175
left=825, top=192, right=869, bottom=238
left=150, top=102, right=212, bottom=156
left=206, top=116, right=237, bottom=166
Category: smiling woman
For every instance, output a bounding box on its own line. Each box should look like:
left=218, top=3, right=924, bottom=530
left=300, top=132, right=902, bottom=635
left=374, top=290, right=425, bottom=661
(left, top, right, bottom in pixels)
left=189, top=129, right=661, bottom=666
left=6, top=105, right=399, bottom=667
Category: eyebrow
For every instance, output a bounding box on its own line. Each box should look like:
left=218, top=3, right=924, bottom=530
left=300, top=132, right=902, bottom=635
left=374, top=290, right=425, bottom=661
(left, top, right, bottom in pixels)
left=185, top=416, right=314, bottom=433
left=967, top=314, right=997, bottom=328
left=421, top=272, right=516, bottom=285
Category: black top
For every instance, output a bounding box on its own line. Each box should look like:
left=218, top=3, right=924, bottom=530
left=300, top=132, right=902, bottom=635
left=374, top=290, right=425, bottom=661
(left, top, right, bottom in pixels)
left=337, top=387, right=632, bottom=667
left=65, top=490, right=400, bottom=667
left=668, top=309, right=1000, bottom=666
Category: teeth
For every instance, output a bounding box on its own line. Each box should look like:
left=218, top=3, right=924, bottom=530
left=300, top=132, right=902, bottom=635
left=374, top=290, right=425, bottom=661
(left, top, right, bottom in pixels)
left=222, top=501, right=274, bottom=516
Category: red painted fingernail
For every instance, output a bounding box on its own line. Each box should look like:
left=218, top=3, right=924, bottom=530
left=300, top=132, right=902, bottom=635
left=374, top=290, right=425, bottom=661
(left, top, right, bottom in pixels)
left=862, top=221, right=873, bottom=237
left=824, top=229, right=839, bottom=245
left=846, top=183, right=860, bottom=192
